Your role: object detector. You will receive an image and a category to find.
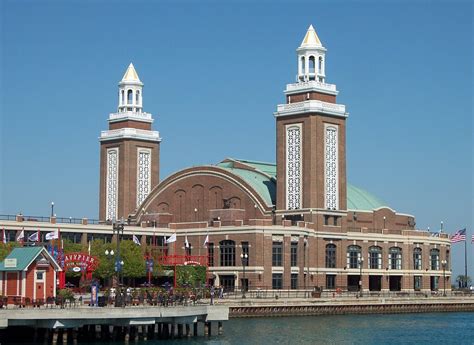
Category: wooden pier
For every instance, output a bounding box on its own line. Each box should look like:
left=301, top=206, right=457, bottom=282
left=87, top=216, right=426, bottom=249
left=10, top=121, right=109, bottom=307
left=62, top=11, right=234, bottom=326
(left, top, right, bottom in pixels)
left=0, top=305, right=228, bottom=343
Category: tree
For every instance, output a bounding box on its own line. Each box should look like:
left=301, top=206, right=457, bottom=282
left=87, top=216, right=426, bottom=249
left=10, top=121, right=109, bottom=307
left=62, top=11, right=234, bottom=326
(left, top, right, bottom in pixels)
left=0, top=242, right=20, bottom=261
left=176, top=266, right=206, bottom=287
left=455, top=275, right=472, bottom=288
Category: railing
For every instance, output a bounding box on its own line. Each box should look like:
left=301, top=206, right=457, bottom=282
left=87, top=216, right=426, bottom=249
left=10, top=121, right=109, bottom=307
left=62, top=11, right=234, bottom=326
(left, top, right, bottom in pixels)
left=286, top=80, right=337, bottom=93
left=0, top=214, right=100, bottom=225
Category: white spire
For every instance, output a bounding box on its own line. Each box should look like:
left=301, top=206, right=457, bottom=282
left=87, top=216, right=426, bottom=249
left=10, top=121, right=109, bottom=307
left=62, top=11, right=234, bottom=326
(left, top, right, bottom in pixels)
left=121, top=63, right=142, bottom=84
left=300, top=25, right=322, bottom=48
left=117, top=63, right=144, bottom=113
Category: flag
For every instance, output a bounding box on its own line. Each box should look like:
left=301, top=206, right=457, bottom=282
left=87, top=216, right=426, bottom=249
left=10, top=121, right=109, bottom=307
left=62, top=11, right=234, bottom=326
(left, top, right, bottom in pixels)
left=450, top=228, right=466, bottom=243
left=28, top=232, right=39, bottom=242
left=17, top=229, right=25, bottom=242
left=203, top=234, right=209, bottom=247
left=165, top=233, right=176, bottom=243
left=2, top=228, right=6, bottom=244
left=185, top=235, right=189, bottom=248
left=133, top=235, right=141, bottom=246
left=45, top=229, right=59, bottom=240
left=88, top=241, right=91, bottom=255
left=471, top=233, right=474, bottom=243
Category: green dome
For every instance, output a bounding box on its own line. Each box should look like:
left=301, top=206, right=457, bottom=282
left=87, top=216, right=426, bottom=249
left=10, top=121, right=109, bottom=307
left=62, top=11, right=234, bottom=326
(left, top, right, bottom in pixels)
left=217, top=159, right=389, bottom=212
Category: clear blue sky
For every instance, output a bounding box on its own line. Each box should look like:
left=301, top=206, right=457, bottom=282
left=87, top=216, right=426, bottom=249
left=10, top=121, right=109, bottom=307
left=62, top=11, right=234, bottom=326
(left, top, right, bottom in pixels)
left=1, top=1, right=472, bottom=278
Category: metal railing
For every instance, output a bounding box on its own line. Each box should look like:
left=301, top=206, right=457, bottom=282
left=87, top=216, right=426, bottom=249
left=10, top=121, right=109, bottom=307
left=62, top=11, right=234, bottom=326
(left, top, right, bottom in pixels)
left=0, top=214, right=100, bottom=225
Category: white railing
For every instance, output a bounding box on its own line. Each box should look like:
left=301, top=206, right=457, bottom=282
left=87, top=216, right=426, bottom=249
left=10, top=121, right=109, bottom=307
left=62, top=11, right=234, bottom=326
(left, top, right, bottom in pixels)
left=100, top=128, right=161, bottom=141
left=275, top=100, right=346, bottom=117
left=286, top=80, right=337, bottom=93
left=109, top=111, right=153, bottom=122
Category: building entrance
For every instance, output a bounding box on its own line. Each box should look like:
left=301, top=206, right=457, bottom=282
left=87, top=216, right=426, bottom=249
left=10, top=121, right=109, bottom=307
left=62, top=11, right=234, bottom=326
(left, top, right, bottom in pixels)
left=347, top=275, right=360, bottom=291
left=219, top=275, right=235, bottom=292
left=389, top=276, right=402, bottom=291
left=369, top=275, right=382, bottom=291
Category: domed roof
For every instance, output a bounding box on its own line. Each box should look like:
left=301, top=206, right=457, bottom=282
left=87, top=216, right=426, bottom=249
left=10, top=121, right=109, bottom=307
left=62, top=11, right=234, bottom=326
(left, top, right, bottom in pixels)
left=218, top=159, right=389, bottom=212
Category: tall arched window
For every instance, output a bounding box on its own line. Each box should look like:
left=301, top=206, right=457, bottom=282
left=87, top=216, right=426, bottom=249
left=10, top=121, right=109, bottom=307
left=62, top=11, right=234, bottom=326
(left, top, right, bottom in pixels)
left=121, top=90, right=124, bottom=104
left=309, top=56, right=315, bottom=74
left=326, top=244, right=336, bottom=268
left=127, top=89, right=133, bottom=104
left=389, top=247, right=402, bottom=269
left=301, top=56, right=306, bottom=74
left=347, top=245, right=361, bottom=269
left=413, top=248, right=422, bottom=270
left=430, top=249, right=440, bottom=270
left=318, top=56, right=323, bottom=73
left=220, top=240, right=235, bottom=267
left=136, top=90, right=140, bottom=104
left=369, top=246, right=382, bottom=269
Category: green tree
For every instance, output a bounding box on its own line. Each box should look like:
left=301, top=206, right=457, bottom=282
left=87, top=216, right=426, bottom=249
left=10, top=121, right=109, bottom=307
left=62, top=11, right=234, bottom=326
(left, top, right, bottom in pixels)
left=120, top=240, right=146, bottom=279
left=176, top=266, right=206, bottom=287
left=0, top=242, right=20, bottom=261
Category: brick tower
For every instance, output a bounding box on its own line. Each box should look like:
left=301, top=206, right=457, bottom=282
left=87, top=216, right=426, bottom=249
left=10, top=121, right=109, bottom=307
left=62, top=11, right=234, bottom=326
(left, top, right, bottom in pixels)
left=99, top=63, right=161, bottom=221
left=274, top=25, right=348, bottom=222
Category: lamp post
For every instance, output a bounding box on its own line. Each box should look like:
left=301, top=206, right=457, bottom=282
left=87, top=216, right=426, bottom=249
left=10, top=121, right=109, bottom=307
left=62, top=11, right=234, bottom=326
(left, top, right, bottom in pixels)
left=112, top=218, right=125, bottom=286
left=240, top=253, right=248, bottom=298
left=51, top=202, right=54, bottom=217
left=383, top=216, right=386, bottom=229
left=358, top=257, right=364, bottom=297
left=105, top=249, right=115, bottom=287
left=441, top=259, right=447, bottom=297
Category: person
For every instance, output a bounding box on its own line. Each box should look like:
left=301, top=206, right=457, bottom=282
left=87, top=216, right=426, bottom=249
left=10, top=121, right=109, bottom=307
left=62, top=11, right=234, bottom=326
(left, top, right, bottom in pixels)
left=219, top=285, right=224, bottom=299
left=110, top=287, right=116, bottom=301
left=210, top=286, right=215, bottom=305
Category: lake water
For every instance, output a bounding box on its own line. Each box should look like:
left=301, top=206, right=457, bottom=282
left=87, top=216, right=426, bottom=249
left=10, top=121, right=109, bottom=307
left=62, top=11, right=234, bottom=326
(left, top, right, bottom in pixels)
left=75, top=312, right=474, bottom=345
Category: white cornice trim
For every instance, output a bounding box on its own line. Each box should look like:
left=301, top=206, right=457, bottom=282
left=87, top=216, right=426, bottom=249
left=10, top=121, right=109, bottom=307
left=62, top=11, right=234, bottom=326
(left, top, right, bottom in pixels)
left=99, top=128, right=161, bottom=143
left=285, top=81, right=338, bottom=96
left=274, top=100, right=348, bottom=118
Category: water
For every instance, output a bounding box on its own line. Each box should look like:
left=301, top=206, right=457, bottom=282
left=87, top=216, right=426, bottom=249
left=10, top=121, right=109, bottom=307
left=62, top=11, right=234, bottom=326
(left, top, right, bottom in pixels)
left=70, top=312, right=474, bottom=345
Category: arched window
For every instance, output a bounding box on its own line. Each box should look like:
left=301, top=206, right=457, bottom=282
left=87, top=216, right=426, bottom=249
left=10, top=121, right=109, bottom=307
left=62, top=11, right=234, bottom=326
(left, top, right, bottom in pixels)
left=309, top=56, right=315, bottom=74
left=136, top=90, right=140, bottom=104
left=318, top=56, right=323, bottom=73
left=347, top=245, right=361, bottom=269
left=369, top=246, right=382, bottom=269
left=121, top=90, right=124, bottom=104
left=220, top=240, right=235, bottom=267
left=301, top=56, right=306, bottom=74
left=389, top=247, right=402, bottom=270
left=430, top=249, right=440, bottom=270
left=326, top=244, right=336, bottom=268
left=127, top=89, right=133, bottom=105
left=413, top=247, right=422, bottom=270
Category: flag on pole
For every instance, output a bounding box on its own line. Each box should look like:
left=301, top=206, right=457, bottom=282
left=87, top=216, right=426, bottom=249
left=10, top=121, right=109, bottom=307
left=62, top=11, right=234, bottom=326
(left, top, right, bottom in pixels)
left=450, top=228, right=466, bottom=243
left=165, top=233, right=177, bottom=244
left=45, top=229, right=59, bottom=240
left=471, top=233, right=474, bottom=243
left=2, top=228, right=6, bottom=244
left=28, top=232, right=39, bottom=242
left=185, top=234, right=189, bottom=248
left=17, top=229, right=25, bottom=242
left=88, top=241, right=91, bottom=255
left=203, top=234, right=209, bottom=247
left=133, top=235, right=141, bottom=246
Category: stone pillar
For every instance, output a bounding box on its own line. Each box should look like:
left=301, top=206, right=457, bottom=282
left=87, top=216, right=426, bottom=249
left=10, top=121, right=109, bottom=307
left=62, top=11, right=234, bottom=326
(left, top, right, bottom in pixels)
left=204, top=322, right=209, bottom=336
left=62, top=329, right=68, bottom=344
left=52, top=329, right=58, bottom=345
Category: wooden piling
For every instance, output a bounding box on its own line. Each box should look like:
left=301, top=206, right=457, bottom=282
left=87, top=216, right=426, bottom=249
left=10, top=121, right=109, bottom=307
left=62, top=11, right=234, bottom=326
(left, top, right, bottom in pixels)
left=186, top=324, right=191, bottom=337
left=52, top=329, right=58, bottom=345
left=218, top=321, right=223, bottom=335
left=62, top=329, right=68, bottom=344
left=124, top=326, right=130, bottom=343
left=72, top=328, right=78, bottom=345
left=204, top=322, right=209, bottom=336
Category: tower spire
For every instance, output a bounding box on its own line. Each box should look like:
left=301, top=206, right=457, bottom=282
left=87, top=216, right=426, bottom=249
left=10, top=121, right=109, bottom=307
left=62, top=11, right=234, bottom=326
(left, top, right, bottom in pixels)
left=297, top=25, right=327, bottom=83
left=118, top=63, right=144, bottom=113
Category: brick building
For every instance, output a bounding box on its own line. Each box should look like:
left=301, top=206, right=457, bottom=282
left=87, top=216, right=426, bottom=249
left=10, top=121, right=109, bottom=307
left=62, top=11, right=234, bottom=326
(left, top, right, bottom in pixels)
left=1, top=25, right=451, bottom=294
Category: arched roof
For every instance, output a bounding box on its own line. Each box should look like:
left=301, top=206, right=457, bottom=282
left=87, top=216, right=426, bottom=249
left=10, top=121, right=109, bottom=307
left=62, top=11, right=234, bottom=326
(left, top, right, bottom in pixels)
left=220, top=158, right=389, bottom=212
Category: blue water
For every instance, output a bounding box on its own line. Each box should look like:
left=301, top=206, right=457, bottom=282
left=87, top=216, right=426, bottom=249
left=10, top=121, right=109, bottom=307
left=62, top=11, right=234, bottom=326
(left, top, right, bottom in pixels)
left=80, top=312, right=474, bottom=345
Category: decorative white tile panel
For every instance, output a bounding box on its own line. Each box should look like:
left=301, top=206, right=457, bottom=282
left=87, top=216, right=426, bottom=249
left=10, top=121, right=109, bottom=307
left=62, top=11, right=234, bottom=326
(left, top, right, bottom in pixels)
left=106, top=148, right=119, bottom=220
left=286, top=124, right=302, bottom=210
left=324, top=125, right=338, bottom=210
left=136, top=148, right=152, bottom=207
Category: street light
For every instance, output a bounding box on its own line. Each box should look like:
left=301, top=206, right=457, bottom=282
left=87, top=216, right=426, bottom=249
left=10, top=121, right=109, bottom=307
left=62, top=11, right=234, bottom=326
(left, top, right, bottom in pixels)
left=358, top=257, right=364, bottom=297
left=383, top=216, right=386, bottom=229
left=51, top=202, right=54, bottom=217
left=112, top=218, right=125, bottom=286
left=240, top=253, right=248, bottom=298
left=441, top=259, right=447, bottom=296
left=104, top=249, right=115, bottom=287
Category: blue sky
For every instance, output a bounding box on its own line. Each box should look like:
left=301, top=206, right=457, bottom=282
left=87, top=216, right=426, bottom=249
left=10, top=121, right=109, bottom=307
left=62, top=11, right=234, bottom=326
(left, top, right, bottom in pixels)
left=1, top=1, right=472, bottom=278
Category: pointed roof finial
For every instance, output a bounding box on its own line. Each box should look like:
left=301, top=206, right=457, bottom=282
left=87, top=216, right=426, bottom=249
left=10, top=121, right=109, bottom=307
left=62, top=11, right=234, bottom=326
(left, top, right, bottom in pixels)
left=121, top=63, right=141, bottom=82
left=300, top=24, right=322, bottom=47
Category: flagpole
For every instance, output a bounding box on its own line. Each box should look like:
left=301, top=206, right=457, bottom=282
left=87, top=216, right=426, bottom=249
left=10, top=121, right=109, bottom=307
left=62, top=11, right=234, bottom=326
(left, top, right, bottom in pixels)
left=465, top=236, right=468, bottom=288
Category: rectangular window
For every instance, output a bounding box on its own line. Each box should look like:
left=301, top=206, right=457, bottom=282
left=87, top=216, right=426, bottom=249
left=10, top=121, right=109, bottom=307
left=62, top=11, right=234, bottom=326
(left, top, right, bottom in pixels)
left=326, top=275, right=336, bottom=289
left=413, top=251, right=422, bottom=270
left=414, top=276, right=422, bottom=291
left=333, top=216, right=338, bottom=226
left=290, top=242, right=298, bottom=267
left=36, top=271, right=44, bottom=281
left=324, top=215, right=330, bottom=226
left=208, top=243, right=214, bottom=267
left=291, top=274, right=298, bottom=290
left=272, top=241, right=283, bottom=266
left=272, top=273, right=283, bottom=290
left=326, top=245, right=336, bottom=268
left=369, top=251, right=382, bottom=269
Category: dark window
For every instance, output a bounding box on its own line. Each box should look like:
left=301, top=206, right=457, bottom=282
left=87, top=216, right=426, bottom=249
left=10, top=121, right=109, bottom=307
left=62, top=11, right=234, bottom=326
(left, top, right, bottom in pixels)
left=369, top=246, right=382, bottom=269
left=291, top=274, right=298, bottom=289
left=309, top=56, right=315, bottom=73
left=389, top=247, right=402, bottom=270
left=291, top=242, right=298, bottom=267
left=87, top=233, right=112, bottom=243
left=326, top=244, right=336, bottom=268
left=220, top=240, right=235, bottom=266
left=62, top=232, right=83, bottom=244
left=413, top=248, right=422, bottom=270
left=272, top=241, right=283, bottom=266
left=324, top=215, right=330, bottom=226
left=446, top=250, right=450, bottom=269
left=127, top=89, right=133, bottom=104
left=272, top=273, right=283, bottom=290
left=347, top=245, right=361, bottom=269
left=430, top=249, right=440, bottom=270
left=318, top=56, right=323, bottom=73
left=242, top=241, right=249, bottom=265
left=326, top=275, right=336, bottom=289
left=301, top=56, right=305, bottom=74
left=36, top=272, right=44, bottom=280
left=333, top=216, right=338, bottom=226
left=414, top=276, right=422, bottom=291
left=208, top=243, right=214, bottom=267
